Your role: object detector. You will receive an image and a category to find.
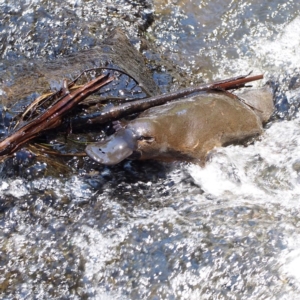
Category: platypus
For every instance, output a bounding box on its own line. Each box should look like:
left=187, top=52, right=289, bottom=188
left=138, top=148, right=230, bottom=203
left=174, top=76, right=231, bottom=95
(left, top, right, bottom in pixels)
left=86, top=87, right=274, bottom=165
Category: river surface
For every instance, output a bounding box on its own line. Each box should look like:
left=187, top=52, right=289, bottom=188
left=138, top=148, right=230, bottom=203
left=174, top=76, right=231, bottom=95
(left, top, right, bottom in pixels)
left=1, top=0, right=300, bottom=299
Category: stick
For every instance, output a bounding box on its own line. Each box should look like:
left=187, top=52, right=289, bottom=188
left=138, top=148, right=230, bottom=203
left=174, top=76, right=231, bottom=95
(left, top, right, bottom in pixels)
left=0, top=74, right=114, bottom=158
left=74, top=73, right=263, bottom=125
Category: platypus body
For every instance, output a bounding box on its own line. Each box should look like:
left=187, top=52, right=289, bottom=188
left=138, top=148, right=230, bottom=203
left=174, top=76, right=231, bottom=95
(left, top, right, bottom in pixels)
left=86, top=87, right=274, bottom=165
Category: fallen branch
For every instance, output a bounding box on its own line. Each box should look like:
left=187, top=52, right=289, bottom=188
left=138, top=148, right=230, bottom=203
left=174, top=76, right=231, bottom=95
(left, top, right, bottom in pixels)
left=0, top=73, right=114, bottom=158
left=73, top=73, right=263, bottom=126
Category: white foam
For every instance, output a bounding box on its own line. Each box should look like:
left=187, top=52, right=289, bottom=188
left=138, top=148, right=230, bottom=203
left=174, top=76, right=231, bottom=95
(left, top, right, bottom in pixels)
left=187, top=118, right=300, bottom=205
left=5, top=179, right=29, bottom=197
left=214, top=16, right=300, bottom=80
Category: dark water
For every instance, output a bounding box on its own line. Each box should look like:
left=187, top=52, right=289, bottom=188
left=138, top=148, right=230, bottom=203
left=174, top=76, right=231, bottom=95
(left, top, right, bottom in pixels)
left=1, top=0, right=300, bottom=299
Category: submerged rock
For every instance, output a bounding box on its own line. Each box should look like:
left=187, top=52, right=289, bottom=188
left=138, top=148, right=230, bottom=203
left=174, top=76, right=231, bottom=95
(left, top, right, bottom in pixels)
left=0, top=28, right=159, bottom=107
left=86, top=87, right=274, bottom=165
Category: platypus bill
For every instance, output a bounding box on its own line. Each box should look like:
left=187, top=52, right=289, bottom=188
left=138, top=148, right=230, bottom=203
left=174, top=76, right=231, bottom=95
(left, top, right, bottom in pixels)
left=86, top=128, right=138, bottom=165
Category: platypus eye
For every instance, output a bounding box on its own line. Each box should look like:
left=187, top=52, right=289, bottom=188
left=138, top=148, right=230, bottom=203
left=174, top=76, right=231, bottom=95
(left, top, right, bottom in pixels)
left=138, top=136, right=154, bottom=143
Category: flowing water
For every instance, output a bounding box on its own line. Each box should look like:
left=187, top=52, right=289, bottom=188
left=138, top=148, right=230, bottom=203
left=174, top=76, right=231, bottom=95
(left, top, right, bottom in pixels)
left=1, top=0, right=300, bottom=299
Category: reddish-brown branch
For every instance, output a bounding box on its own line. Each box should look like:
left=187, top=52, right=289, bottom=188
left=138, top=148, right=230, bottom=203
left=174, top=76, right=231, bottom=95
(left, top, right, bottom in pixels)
left=0, top=74, right=114, bottom=157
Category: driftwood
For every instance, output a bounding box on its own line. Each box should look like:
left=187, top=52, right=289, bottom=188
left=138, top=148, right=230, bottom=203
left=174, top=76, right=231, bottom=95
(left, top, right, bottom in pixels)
left=0, top=72, right=263, bottom=160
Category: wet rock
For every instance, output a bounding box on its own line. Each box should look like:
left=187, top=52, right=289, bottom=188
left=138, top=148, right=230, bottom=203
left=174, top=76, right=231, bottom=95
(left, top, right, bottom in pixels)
left=0, top=28, right=159, bottom=108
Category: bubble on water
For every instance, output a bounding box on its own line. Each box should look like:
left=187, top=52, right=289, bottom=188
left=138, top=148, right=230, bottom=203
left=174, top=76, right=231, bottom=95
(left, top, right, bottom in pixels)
left=0, top=181, right=9, bottom=190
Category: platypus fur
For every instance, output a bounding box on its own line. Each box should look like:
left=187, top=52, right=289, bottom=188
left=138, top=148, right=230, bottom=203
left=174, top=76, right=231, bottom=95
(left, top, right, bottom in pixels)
left=86, top=87, right=274, bottom=165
